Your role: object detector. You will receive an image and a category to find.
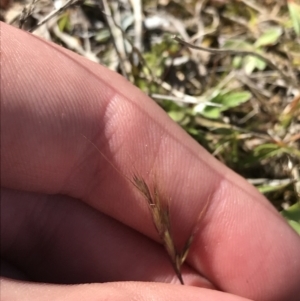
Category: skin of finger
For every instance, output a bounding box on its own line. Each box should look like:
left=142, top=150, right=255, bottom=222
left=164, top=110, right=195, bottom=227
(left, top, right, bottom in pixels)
left=1, top=188, right=211, bottom=287
left=1, top=279, right=253, bottom=301
left=1, top=22, right=300, bottom=301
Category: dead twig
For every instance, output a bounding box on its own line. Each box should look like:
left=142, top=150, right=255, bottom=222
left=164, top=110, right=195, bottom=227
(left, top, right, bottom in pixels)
left=287, top=157, right=300, bottom=203
left=174, top=36, right=297, bottom=87
left=19, top=0, right=39, bottom=29
left=29, top=0, right=80, bottom=33
left=100, top=0, right=131, bottom=80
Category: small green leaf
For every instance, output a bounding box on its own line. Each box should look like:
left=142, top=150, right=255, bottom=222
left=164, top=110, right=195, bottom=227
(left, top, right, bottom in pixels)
left=223, top=39, right=253, bottom=51
left=58, top=12, right=71, bottom=32
left=254, top=27, right=283, bottom=47
left=200, top=106, right=222, bottom=119
left=232, top=56, right=242, bottom=68
left=287, top=220, right=300, bottom=235
left=243, top=55, right=267, bottom=74
left=197, top=91, right=251, bottom=119
left=258, top=182, right=290, bottom=194
left=288, top=2, right=300, bottom=36
left=95, top=29, right=111, bottom=43
left=168, top=111, right=185, bottom=122
left=281, top=203, right=300, bottom=235
left=253, top=143, right=299, bottom=159
left=221, top=91, right=252, bottom=108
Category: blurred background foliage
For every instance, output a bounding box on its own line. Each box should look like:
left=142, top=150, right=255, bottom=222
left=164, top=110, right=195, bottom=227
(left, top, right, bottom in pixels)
left=2, top=0, right=299, bottom=233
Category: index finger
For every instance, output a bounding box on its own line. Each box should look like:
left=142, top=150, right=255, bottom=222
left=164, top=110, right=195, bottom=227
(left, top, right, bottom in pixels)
left=1, top=22, right=300, bottom=301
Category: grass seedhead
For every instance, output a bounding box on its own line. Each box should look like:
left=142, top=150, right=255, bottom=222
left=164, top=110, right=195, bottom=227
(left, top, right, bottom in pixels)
left=82, top=135, right=208, bottom=285
left=132, top=173, right=202, bottom=285
left=132, top=173, right=211, bottom=285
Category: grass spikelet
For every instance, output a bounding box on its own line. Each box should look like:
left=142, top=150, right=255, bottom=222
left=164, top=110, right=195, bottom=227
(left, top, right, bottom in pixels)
left=82, top=135, right=208, bottom=285
left=132, top=174, right=210, bottom=285
left=132, top=174, right=186, bottom=284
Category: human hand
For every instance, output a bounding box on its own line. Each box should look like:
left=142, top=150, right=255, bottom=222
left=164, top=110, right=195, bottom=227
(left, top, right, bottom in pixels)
left=1, top=22, right=300, bottom=301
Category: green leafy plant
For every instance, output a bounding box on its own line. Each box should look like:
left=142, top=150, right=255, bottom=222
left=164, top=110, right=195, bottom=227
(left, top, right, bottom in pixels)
left=282, top=203, right=300, bottom=234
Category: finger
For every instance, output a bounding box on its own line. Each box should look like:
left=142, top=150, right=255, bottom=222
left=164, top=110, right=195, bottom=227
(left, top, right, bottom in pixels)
left=1, top=22, right=218, bottom=239
left=1, top=188, right=211, bottom=287
left=1, top=278, right=253, bottom=301
left=1, top=23, right=300, bottom=301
